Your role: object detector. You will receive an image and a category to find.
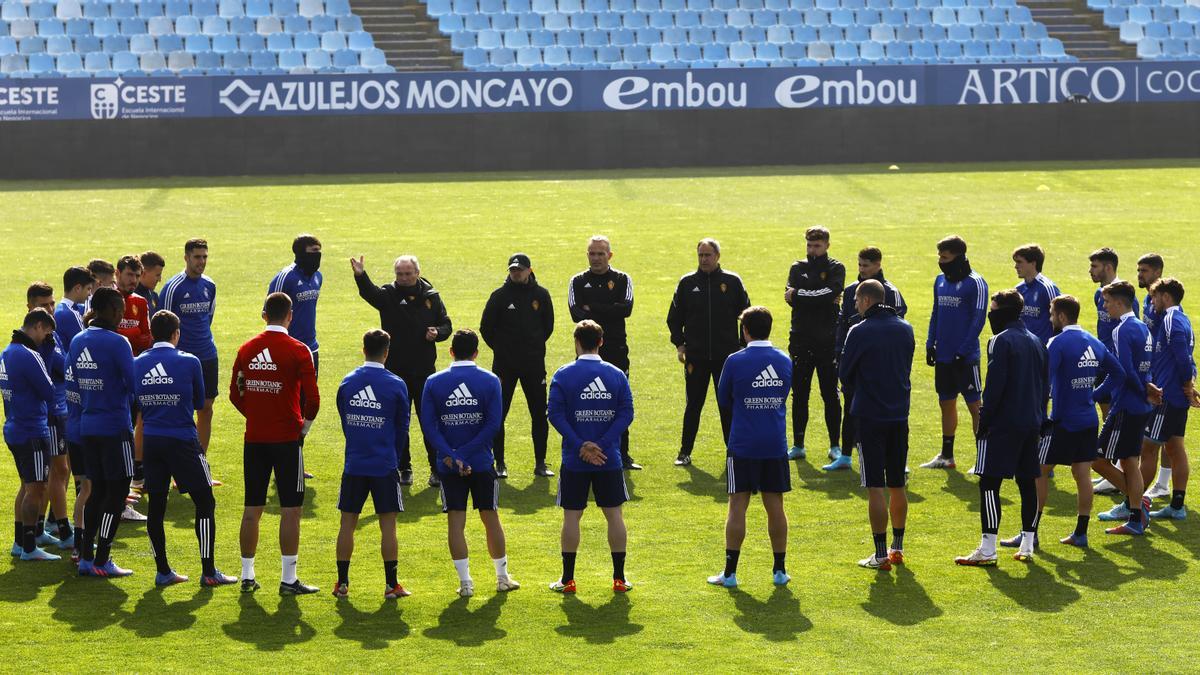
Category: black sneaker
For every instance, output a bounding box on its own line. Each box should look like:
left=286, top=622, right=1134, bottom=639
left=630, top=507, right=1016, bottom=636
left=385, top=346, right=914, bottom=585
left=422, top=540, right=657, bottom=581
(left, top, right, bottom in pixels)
left=427, top=473, right=441, bottom=488
left=496, top=463, right=509, bottom=479
left=674, top=453, right=691, bottom=466
left=241, top=578, right=260, bottom=594
left=622, top=456, right=643, bottom=470
left=303, top=471, right=314, bottom=480
left=279, top=579, right=319, bottom=595
left=398, top=470, right=413, bottom=486
left=534, top=464, right=554, bottom=477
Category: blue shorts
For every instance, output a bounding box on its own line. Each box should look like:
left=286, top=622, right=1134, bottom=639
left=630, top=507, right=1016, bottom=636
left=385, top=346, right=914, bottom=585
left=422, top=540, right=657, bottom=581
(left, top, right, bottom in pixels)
left=143, top=434, right=211, bottom=495
left=556, top=468, right=628, bottom=510
left=200, top=358, right=219, bottom=401
left=973, top=427, right=1040, bottom=479
left=439, top=469, right=498, bottom=512
left=1038, top=423, right=1098, bottom=466
left=935, top=359, right=982, bottom=403
left=726, top=456, right=791, bottom=495
left=7, top=437, right=51, bottom=484
left=857, top=418, right=908, bottom=488
left=83, top=432, right=135, bottom=482
left=338, top=472, right=404, bottom=514
left=1099, top=411, right=1150, bottom=460
left=1145, top=404, right=1188, bottom=444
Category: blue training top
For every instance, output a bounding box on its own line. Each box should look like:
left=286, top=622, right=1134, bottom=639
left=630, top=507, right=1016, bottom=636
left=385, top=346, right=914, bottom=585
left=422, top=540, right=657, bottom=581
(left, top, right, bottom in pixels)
left=269, top=264, right=323, bottom=353
left=133, top=343, right=205, bottom=442
left=1094, top=312, right=1153, bottom=416
left=54, top=299, right=85, bottom=351
left=420, top=361, right=503, bottom=474
left=1095, top=281, right=1139, bottom=349
left=839, top=305, right=914, bottom=422
left=1017, top=273, right=1061, bottom=345
left=1046, top=325, right=1122, bottom=432
left=927, top=271, right=988, bottom=363
left=1151, top=306, right=1197, bottom=409
left=548, top=354, right=635, bottom=472
left=1, top=335, right=55, bottom=444
left=337, top=362, right=410, bottom=476
left=68, top=326, right=135, bottom=437
left=717, top=341, right=792, bottom=459
left=35, top=331, right=68, bottom=418
left=159, top=272, right=218, bottom=361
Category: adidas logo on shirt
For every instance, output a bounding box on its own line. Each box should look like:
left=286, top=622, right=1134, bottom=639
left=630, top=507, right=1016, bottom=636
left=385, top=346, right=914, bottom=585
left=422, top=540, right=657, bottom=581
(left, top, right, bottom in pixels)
left=580, top=376, right=613, bottom=400
left=348, top=384, right=382, bottom=410
left=506, top=304, right=516, bottom=310
left=446, top=382, right=478, bottom=406
left=1078, top=345, right=1099, bottom=368
left=248, top=348, right=278, bottom=371
left=751, top=364, right=784, bottom=388
left=76, top=347, right=99, bottom=370
left=141, top=363, right=174, bottom=386
left=583, top=282, right=592, bottom=288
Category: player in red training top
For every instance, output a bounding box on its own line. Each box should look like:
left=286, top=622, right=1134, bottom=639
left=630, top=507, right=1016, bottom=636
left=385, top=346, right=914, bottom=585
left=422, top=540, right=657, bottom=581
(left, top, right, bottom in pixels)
left=116, top=255, right=152, bottom=355
left=229, top=292, right=320, bottom=596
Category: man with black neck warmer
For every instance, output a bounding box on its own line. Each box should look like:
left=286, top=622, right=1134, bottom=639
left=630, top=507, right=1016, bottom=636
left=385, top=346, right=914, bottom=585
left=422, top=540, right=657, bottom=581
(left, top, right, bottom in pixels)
left=832, top=246, right=906, bottom=472
left=353, top=253, right=452, bottom=487
left=481, top=253, right=555, bottom=478
left=783, top=227, right=846, bottom=466
left=272, top=235, right=324, bottom=481
left=921, top=236, right=988, bottom=470
left=956, top=290, right=1047, bottom=566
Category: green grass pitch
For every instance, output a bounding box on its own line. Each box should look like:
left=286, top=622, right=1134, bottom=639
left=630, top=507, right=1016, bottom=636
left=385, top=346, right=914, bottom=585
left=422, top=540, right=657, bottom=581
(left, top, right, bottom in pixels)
left=0, top=160, right=1198, bottom=672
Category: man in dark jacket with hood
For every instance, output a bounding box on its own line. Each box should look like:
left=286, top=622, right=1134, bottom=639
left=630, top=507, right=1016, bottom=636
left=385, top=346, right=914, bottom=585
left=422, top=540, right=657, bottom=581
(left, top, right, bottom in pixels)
left=784, top=226, right=846, bottom=466
left=352, top=254, right=452, bottom=487
left=480, top=253, right=555, bottom=478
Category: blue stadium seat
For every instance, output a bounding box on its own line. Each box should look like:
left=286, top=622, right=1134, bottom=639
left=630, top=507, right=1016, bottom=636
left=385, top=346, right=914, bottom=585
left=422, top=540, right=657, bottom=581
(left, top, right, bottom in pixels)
left=541, top=42, right=566, bottom=64
left=303, top=46, right=329, bottom=66
left=267, top=31, right=292, bottom=48
left=910, top=39, right=935, bottom=61
left=192, top=48, right=219, bottom=66
left=921, top=24, right=945, bottom=40
left=277, top=46, right=303, bottom=66
left=195, top=0, right=220, bottom=16
left=567, top=44, right=593, bottom=62
left=56, top=0, right=83, bottom=19
left=184, top=34, right=209, bottom=50
left=36, top=19, right=62, bottom=36
left=293, top=30, right=320, bottom=49
left=570, top=11, right=595, bottom=27
left=167, top=49, right=194, bottom=68
left=46, top=34, right=72, bottom=53
left=337, top=14, right=361, bottom=30
left=130, top=33, right=156, bottom=52
left=868, top=23, right=892, bottom=40
left=111, top=49, right=138, bottom=70
left=843, top=24, right=866, bottom=40
left=503, top=27, right=529, bottom=45
left=860, top=38, right=883, bottom=59
left=611, top=26, right=634, bottom=43
left=1014, top=37, right=1037, bottom=56
left=321, top=30, right=346, bottom=49
left=1137, top=36, right=1160, bottom=56
left=543, top=11, right=569, bottom=28
left=83, top=50, right=109, bottom=69
left=884, top=40, right=907, bottom=59
left=28, top=51, right=54, bottom=72
left=636, top=26, right=659, bottom=42
left=310, top=14, right=336, bottom=31
left=257, top=14, right=283, bottom=32
left=212, top=33, right=238, bottom=51
left=202, top=15, right=228, bottom=34
left=1145, top=22, right=1168, bottom=38
left=121, top=18, right=148, bottom=35
left=76, top=34, right=101, bottom=52
left=451, top=30, right=473, bottom=47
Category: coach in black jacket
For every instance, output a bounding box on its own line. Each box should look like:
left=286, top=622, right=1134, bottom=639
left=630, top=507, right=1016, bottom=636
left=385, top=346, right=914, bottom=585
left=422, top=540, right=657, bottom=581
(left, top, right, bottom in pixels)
left=666, top=238, right=750, bottom=465
left=352, top=254, right=452, bottom=486
left=480, top=253, right=555, bottom=477
left=784, top=227, right=846, bottom=463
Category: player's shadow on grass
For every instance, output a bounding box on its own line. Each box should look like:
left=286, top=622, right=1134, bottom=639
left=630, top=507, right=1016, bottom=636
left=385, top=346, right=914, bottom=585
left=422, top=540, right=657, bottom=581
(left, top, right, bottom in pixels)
left=728, top=587, right=813, bottom=641
left=423, top=592, right=509, bottom=646
left=0, top=559, right=68, bottom=604
left=221, top=594, right=317, bottom=651
left=1038, top=547, right=1130, bottom=591
left=792, top=461, right=864, bottom=503
left=121, top=585, right=213, bottom=637
left=984, top=562, right=1082, bottom=613
left=939, top=470, right=1014, bottom=513
left=504, top=476, right=557, bottom=516
left=49, top=579, right=131, bottom=632
left=1150, top=521, right=1200, bottom=561
left=1101, top=536, right=1188, bottom=582
left=555, top=593, right=643, bottom=643
left=333, top=598, right=411, bottom=649
left=860, top=566, right=943, bottom=625
left=677, top=463, right=728, bottom=503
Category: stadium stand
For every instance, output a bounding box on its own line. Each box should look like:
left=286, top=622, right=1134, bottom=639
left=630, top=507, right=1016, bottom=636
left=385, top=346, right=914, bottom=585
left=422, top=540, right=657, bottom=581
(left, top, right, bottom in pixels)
left=0, top=0, right=393, bottom=76
left=1095, top=0, right=1200, bottom=59
left=426, top=0, right=1078, bottom=69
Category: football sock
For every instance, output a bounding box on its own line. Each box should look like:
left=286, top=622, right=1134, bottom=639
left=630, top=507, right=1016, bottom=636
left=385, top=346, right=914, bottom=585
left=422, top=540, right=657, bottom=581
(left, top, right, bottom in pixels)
left=493, top=555, right=508, bottom=578
left=337, top=560, right=350, bottom=586
left=241, top=557, right=255, bottom=580
left=891, top=527, right=905, bottom=551
left=147, top=491, right=170, bottom=574
left=281, top=555, right=298, bottom=584
left=1171, top=490, right=1185, bottom=510
left=772, top=551, right=785, bottom=574
left=612, top=551, right=626, bottom=581
left=1074, top=515, right=1089, bottom=537
left=561, top=552, right=577, bottom=583
left=942, top=435, right=954, bottom=460
left=723, top=549, right=740, bottom=577
left=384, top=560, right=398, bottom=587
left=453, top=558, right=471, bottom=583
left=56, top=518, right=70, bottom=541
left=873, top=533, right=887, bottom=560
left=21, top=525, right=35, bottom=554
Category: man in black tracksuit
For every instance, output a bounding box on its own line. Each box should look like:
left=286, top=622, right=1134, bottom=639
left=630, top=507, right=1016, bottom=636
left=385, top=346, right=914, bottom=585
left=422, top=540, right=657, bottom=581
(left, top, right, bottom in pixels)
left=567, top=235, right=641, bottom=470
left=480, top=253, right=555, bottom=478
left=955, top=289, right=1048, bottom=566
left=351, top=254, right=452, bottom=487
left=784, top=227, right=846, bottom=464
left=666, top=238, right=750, bottom=466
left=830, top=246, right=907, bottom=472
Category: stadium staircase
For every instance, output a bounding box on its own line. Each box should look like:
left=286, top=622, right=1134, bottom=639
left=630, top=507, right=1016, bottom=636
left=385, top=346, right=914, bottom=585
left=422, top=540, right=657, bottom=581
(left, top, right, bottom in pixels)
left=350, top=0, right=462, bottom=68
left=1020, top=0, right=1133, bottom=58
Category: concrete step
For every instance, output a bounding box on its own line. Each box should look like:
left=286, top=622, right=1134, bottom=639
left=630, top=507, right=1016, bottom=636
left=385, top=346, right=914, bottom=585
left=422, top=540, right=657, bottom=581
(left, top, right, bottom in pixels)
left=350, top=0, right=463, bottom=69
left=1017, top=0, right=1137, bottom=59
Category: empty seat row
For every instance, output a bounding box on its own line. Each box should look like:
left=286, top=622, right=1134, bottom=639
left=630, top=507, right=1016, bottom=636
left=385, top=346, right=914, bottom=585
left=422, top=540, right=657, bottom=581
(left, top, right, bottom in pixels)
left=1, top=0, right=351, bottom=20
left=1118, top=18, right=1200, bottom=40
left=0, top=50, right=392, bottom=75
left=0, top=14, right=362, bottom=37
left=0, top=30, right=374, bottom=53
left=427, top=0, right=1019, bottom=15
left=1087, top=0, right=1189, bottom=9
left=1105, top=4, right=1200, bottom=23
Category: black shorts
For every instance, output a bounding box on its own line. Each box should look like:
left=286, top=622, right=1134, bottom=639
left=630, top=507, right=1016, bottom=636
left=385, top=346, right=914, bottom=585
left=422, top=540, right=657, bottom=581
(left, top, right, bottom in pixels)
left=1099, top=411, right=1150, bottom=460
left=934, top=359, right=982, bottom=403
left=1038, top=423, right=1098, bottom=466
left=973, top=427, right=1040, bottom=479
left=556, top=468, right=629, bottom=510
left=726, top=456, right=791, bottom=495
left=1093, top=371, right=1111, bottom=405
left=439, top=469, right=498, bottom=512
left=200, top=358, right=219, bottom=401
left=244, top=441, right=305, bottom=508
left=7, top=437, right=51, bottom=483
left=1145, top=404, right=1188, bottom=444
left=143, top=434, right=211, bottom=495
left=338, top=472, right=404, bottom=514
left=67, top=439, right=86, bottom=476
left=857, top=418, right=909, bottom=488
left=47, top=416, right=67, bottom=457
left=83, top=432, right=135, bottom=481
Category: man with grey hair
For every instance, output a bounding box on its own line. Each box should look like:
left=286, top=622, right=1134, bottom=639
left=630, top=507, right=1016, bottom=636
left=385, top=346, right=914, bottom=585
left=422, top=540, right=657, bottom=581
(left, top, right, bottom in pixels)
left=568, top=235, right=640, bottom=470
left=352, top=254, right=453, bottom=487
left=667, top=238, right=750, bottom=466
